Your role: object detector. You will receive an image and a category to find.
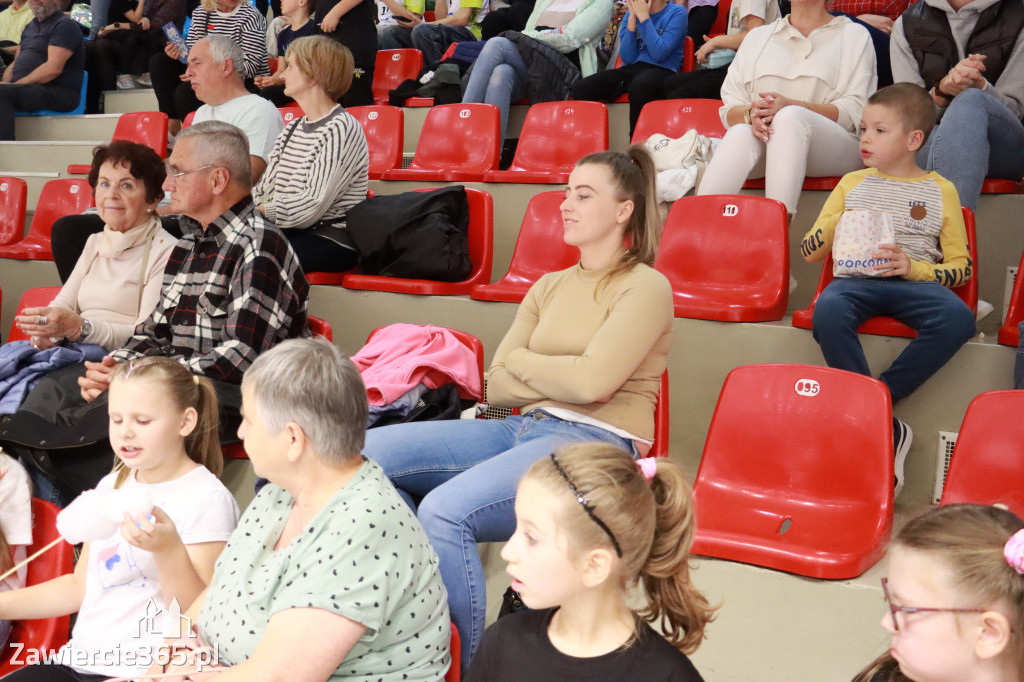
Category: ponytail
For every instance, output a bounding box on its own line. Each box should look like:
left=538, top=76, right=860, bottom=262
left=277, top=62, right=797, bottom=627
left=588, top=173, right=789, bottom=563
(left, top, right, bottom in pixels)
left=523, top=443, right=715, bottom=655
left=111, top=357, right=224, bottom=488
left=638, top=457, right=715, bottom=653
left=575, top=145, right=662, bottom=287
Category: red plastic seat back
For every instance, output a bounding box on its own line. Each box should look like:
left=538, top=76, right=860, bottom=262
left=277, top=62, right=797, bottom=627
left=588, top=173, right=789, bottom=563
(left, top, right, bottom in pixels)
left=406, top=104, right=500, bottom=176
left=309, top=315, right=333, bottom=342
left=655, top=195, right=789, bottom=321
left=446, top=623, right=461, bottom=682
left=710, top=0, right=731, bottom=35
left=0, top=177, right=28, bottom=246
left=348, top=105, right=404, bottom=179
left=631, top=98, right=725, bottom=145
left=0, top=499, right=75, bottom=676
left=508, top=102, right=609, bottom=175
left=373, top=49, right=424, bottom=105
left=30, top=179, right=93, bottom=243
left=279, top=106, right=303, bottom=125
left=113, top=112, right=169, bottom=158
left=692, top=364, right=894, bottom=579
left=939, top=391, right=1024, bottom=517
left=471, top=191, right=577, bottom=302
left=8, top=286, right=63, bottom=342
left=796, top=206, right=978, bottom=337
left=650, top=372, right=670, bottom=458
left=182, top=111, right=196, bottom=128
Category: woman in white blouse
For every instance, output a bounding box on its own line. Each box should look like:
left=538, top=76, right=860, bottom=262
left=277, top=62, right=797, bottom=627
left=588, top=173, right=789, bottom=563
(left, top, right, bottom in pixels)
left=697, top=0, right=877, bottom=215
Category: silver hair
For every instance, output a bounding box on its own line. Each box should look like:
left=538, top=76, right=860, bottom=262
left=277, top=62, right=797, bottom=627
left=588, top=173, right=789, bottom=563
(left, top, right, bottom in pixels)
left=241, top=338, right=369, bottom=464
left=201, top=34, right=244, bottom=81
left=175, top=120, right=252, bottom=188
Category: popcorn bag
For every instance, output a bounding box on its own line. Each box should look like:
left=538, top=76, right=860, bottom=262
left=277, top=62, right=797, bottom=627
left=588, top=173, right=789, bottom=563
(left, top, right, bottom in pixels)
left=832, top=209, right=895, bottom=277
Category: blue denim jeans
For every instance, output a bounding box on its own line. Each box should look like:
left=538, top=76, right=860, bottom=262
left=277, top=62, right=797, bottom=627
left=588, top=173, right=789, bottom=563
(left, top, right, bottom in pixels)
left=411, top=23, right=477, bottom=69
left=462, top=36, right=528, bottom=141
left=812, top=278, right=975, bottom=403
left=917, top=88, right=1024, bottom=211
left=362, top=412, right=637, bottom=669
left=89, top=0, right=110, bottom=40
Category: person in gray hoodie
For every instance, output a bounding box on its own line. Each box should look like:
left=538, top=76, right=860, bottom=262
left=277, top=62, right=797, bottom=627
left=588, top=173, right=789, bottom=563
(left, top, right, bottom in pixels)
left=890, top=0, right=1024, bottom=210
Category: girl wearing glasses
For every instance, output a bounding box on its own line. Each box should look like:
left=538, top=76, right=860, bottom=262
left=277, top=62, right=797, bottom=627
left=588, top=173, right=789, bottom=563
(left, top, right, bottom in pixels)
left=854, top=503, right=1024, bottom=682
left=466, top=443, right=713, bottom=681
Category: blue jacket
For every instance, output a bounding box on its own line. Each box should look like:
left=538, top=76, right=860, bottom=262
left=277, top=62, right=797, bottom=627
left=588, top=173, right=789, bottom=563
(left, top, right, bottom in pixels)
left=0, top=341, right=107, bottom=414
left=619, top=2, right=688, bottom=72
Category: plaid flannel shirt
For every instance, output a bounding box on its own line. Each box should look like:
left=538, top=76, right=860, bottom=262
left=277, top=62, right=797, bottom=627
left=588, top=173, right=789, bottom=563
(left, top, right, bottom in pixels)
left=111, top=198, right=310, bottom=383
left=831, top=0, right=911, bottom=19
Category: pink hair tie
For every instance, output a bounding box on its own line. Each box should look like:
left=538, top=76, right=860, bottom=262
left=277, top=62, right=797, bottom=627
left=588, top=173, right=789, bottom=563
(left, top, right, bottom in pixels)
left=636, top=457, right=658, bottom=483
left=1005, top=529, right=1024, bottom=576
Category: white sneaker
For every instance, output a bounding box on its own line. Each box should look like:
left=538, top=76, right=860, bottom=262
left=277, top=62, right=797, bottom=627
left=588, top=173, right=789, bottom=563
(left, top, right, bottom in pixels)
left=976, top=299, right=994, bottom=322
left=116, top=74, right=135, bottom=90
left=789, top=274, right=798, bottom=294
left=893, top=418, right=912, bottom=499
left=136, top=72, right=152, bottom=87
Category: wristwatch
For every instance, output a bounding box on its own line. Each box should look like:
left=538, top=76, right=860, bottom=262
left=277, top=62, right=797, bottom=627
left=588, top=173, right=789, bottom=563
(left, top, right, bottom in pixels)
left=80, top=318, right=93, bottom=340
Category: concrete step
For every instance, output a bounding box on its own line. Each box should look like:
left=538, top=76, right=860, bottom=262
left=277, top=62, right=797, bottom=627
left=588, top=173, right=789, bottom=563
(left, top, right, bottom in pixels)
left=14, top=114, right=120, bottom=141
left=0, top=141, right=105, bottom=174
left=101, top=89, right=158, bottom=114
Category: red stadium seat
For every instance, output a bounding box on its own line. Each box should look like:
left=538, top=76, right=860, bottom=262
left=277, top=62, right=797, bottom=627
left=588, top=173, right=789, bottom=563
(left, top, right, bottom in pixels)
left=0, top=176, right=28, bottom=246
left=343, top=187, right=493, bottom=295
left=709, top=0, right=730, bottom=36
left=655, top=195, right=789, bottom=321
left=0, top=499, right=75, bottom=677
left=794, top=207, right=978, bottom=337
left=471, top=191, right=576, bottom=303
left=279, top=106, right=303, bottom=125
left=692, top=363, right=894, bottom=579
left=7, top=286, right=63, bottom=342
left=182, top=111, right=195, bottom=128
left=999, top=247, right=1024, bottom=347
left=650, top=372, right=670, bottom=458
left=0, top=179, right=93, bottom=261
left=981, top=178, right=1023, bottom=194
left=67, top=112, right=170, bottom=174
left=631, top=98, right=724, bottom=145
left=222, top=315, right=332, bottom=460
left=348, top=105, right=404, bottom=180
left=446, top=623, right=461, bottom=682
left=938, top=390, right=1024, bottom=517
left=383, top=104, right=500, bottom=182
left=373, top=49, right=424, bottom=105
left=483, top=102, right=608, bottom=184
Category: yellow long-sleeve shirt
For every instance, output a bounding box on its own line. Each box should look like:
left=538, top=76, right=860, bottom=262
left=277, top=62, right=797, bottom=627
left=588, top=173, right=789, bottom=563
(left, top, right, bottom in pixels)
left=801, top=168, right=972, bottom=287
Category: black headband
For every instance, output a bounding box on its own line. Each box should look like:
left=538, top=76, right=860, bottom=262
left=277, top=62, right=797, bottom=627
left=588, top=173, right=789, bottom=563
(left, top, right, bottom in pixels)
left=549, top=453, right=623, bottom=557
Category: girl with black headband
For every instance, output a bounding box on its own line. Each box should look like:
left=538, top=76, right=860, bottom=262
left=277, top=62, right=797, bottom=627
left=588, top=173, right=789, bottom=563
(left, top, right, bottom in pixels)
left=466, top=442, right=715, bottom=681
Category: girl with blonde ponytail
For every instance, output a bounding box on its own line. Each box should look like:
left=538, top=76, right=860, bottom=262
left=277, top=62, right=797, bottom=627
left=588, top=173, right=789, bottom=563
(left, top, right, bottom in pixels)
left=365, top=146, right=674, bottom=672
left=466, top=443, right=714, bottom=681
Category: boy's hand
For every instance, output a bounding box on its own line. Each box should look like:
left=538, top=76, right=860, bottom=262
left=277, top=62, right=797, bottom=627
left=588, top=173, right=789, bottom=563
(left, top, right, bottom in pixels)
left=121, top=506, right=182, bottom=554
left=873, top=243, right=911, bottom=277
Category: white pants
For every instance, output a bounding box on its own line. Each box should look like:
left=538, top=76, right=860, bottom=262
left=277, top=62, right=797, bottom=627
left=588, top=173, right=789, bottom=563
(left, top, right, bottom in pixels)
left=697, top=105, right=863, bottom=214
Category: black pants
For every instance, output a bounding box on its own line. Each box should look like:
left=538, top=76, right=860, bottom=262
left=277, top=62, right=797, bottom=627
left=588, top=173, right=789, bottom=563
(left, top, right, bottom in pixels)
left=623, top=63, right=728, bottom=136
left=85, top=29, right=164, bottom=113
left=51, top=213, right=182, bottom=283
left=0, top=84, right=79, bottom=141
left=686, top=5, right=718, bottom=49
left=2, top=665, right=111, bottom=682
left=284, top=229, right=359, bottom=273
left=571, top=61, right=675, bottom=135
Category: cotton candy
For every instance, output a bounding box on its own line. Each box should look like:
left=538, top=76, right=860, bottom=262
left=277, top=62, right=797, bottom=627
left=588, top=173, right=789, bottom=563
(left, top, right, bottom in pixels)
left=56, top=486, right=155, bottom=544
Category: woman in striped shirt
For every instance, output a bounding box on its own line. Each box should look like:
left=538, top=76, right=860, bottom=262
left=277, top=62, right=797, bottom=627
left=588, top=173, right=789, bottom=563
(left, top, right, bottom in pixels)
left=253, top=36, right=370, bottom=274
left=149, top=0, right=270, bottom=134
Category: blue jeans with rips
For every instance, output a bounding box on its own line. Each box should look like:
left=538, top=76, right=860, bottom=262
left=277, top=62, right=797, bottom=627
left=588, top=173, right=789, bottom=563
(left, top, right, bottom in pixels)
left=362, top=411, right=637, bottom=670
left=812, top=278, right=976, bottom=403
left=917, top=88, right=1024, bottom=211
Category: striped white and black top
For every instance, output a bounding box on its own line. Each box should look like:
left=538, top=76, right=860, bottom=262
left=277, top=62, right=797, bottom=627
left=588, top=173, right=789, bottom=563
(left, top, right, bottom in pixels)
left=186, top=4, right=270, bottom=78
left=253, top=105, right=370, bottom=248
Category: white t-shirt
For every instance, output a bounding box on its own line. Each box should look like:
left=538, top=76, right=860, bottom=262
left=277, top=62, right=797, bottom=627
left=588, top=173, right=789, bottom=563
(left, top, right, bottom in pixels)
left=60, top=466, right=239, bottom=678
left=193, top=94, right=285, bottom=162
left=0, top=453, right=32, bottom=594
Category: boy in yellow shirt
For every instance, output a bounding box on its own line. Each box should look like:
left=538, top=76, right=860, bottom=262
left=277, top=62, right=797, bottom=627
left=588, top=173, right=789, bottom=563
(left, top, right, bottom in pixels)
left=800, top=83, right=975, bottom=498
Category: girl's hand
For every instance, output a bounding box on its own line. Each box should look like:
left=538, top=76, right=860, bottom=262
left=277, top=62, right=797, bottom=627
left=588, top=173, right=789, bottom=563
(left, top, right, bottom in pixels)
left=15, top=306, right=82, bottom=342
left=319, top=9, right=341, bottom=33
left=121, top=506, right=182, bottom=554
left=629, top=0, right=651, bottom=23
left=873, top=243, right=911, bottom=277
left=79, top=356, right=118, bottom=402
left=695, top=35, right=721, bottom=63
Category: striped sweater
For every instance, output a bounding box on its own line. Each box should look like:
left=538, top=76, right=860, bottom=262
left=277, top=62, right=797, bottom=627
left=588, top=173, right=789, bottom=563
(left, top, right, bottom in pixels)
left=801, top=168, right=971, bottom=287
left=253, top=105, right=370, bottom=247
left=186, top=4, right=270, bottom=78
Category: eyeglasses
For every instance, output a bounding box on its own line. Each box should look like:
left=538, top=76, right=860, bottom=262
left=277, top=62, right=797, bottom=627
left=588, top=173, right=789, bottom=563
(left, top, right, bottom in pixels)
left=165, top=164, right=214, bottom=183
left=881, top=578, right=985, bottom=632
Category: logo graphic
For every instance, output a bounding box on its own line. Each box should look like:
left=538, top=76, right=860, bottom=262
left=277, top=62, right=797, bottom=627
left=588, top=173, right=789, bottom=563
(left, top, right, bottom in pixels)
left=137, top=598, right=189, bottom=640
left=794, top=379, right=820, bottom=397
